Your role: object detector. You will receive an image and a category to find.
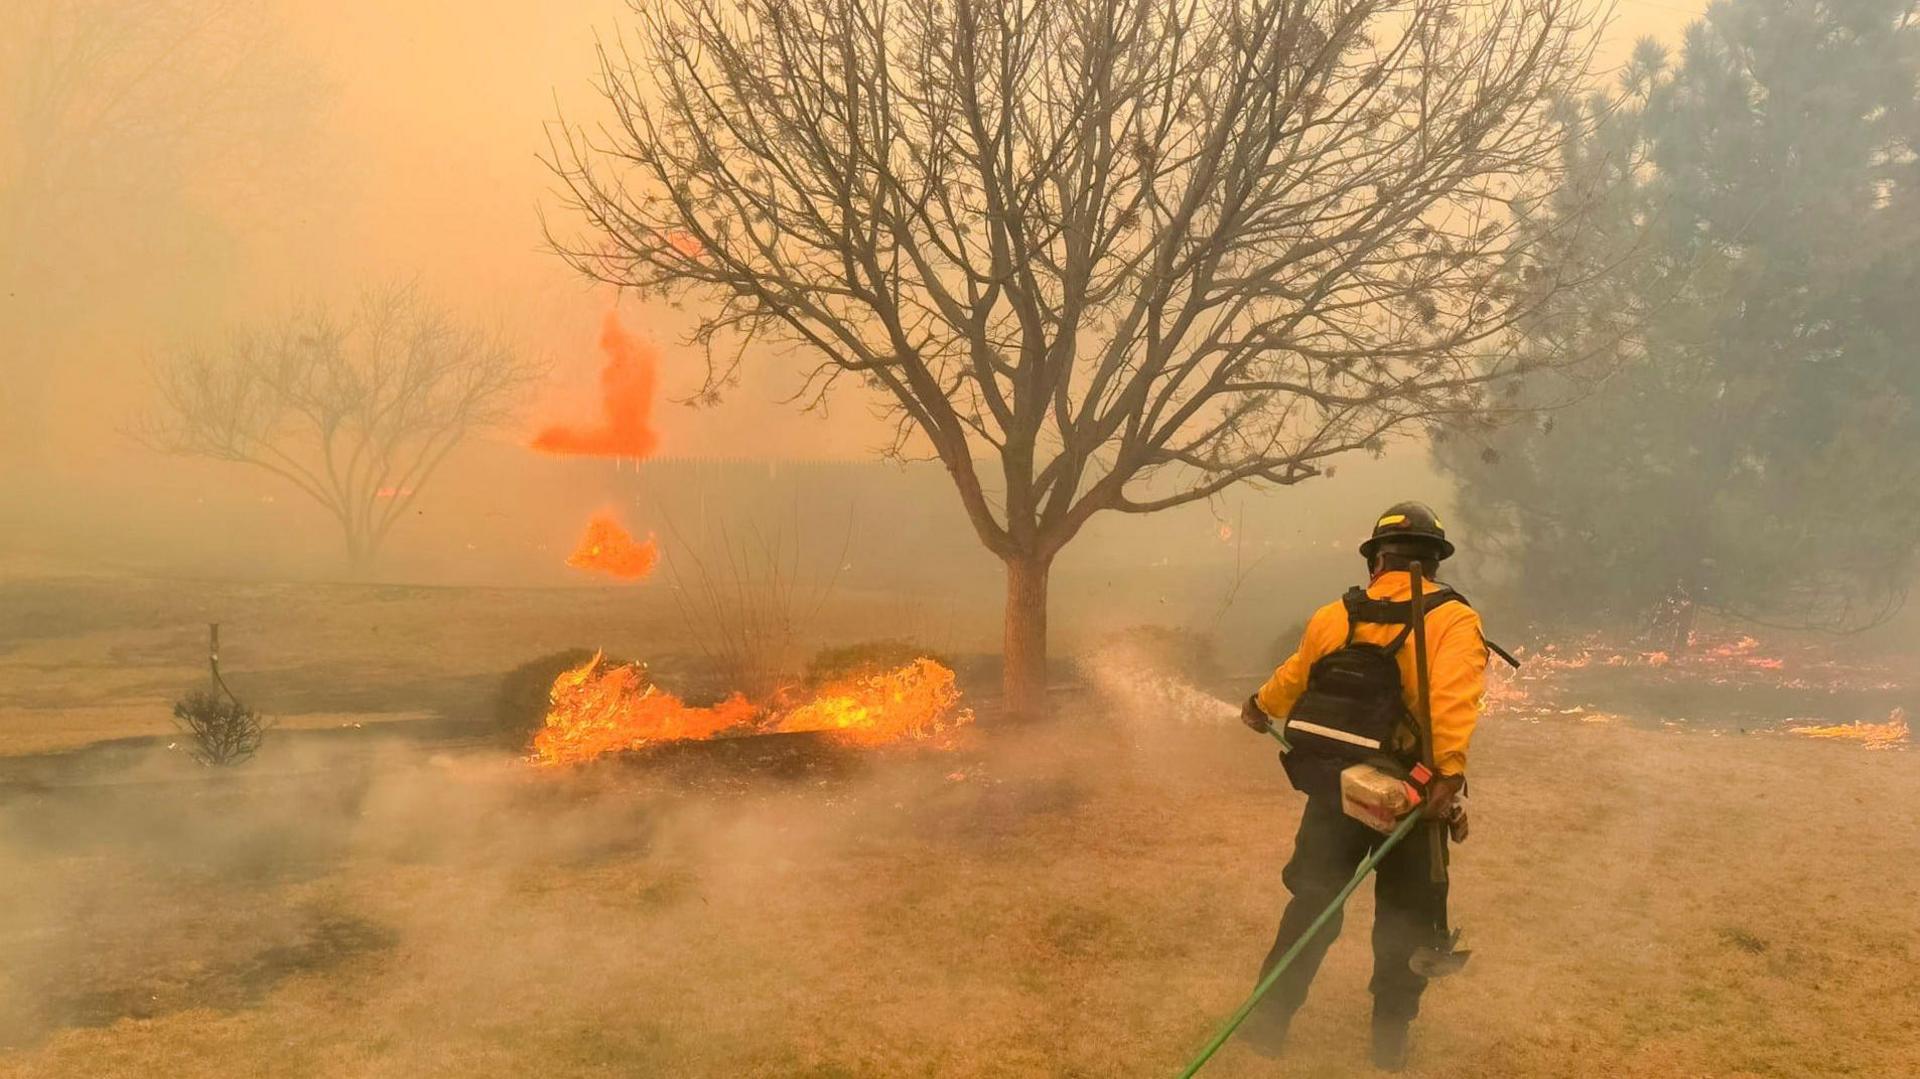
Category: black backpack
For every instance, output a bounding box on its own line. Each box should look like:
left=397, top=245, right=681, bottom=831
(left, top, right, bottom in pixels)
left=1279, top=586, right=1466, bottom=798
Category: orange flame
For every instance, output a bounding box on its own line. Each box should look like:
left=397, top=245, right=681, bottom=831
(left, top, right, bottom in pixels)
left=566, top=512, right=658, bottom=581
left=530, top=655, right=971, bottom=764
left=532, top=311, right=661, bottom=459
left=1789, top=709, right=1909, bottom=750
left=533, top=654, right=754, bottom=764
left=770, top=658, right=971, bottom=746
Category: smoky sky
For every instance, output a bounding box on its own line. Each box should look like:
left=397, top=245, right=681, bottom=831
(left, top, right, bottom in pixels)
left=0, top=0, right=1706, bottom=589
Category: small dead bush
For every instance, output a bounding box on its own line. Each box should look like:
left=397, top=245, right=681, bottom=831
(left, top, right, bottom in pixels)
left=172, top=690, right=270, bottom=766
left=660, top=508, right=853, bottom=701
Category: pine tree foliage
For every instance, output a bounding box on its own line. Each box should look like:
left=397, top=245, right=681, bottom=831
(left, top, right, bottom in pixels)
left=1438, top=0, right=1920, bottom=632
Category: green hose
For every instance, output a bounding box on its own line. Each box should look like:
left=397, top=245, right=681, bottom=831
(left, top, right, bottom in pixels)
left=1174, top=803, right=1426, bottom=1078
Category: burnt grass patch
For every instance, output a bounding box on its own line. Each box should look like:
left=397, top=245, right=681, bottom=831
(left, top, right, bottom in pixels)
left=1, top=913, right=397, bottom=1049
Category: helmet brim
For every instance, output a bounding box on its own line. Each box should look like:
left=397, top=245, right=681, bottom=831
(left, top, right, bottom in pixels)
left=1360, top=535, right=1455, bottom=562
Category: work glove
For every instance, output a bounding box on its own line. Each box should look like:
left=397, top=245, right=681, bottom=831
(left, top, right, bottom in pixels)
left=1421, top=772, right=1464, bottom=821
left=1240, top=695, right=1273, bottom=734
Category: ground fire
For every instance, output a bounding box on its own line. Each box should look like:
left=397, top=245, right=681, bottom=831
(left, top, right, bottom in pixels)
left=531, top=653, right=972, bottom=764
left=1481, top=631, right=1909, bottom=750
left=565, top=512, right=657, bottom=581
left=1790, top=708, right=1910, bottom=750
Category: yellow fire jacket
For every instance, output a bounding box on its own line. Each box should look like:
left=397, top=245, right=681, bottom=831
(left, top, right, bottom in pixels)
left=1254, top=571, right=1488, bottom=776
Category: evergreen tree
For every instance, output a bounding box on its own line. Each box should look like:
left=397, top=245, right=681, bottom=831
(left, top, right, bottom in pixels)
left=1440, top=0, right=1920, bottom=635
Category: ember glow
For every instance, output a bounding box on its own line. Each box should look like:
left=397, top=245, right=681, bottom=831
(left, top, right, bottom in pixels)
left=1485, top=632, right=1909, bottom=748
left=565, top=511, right=658, bottom=581
left=1790, top=709, right=1910, bottom=750
left=532, top=655, right=972, bottom=765
left=531, top=310, right=661, bottom=459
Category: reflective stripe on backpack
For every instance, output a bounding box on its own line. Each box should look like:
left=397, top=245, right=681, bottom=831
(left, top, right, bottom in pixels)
left=1284, top=719, right=1384, bottom=750
left=1276, top=586, right=1468, bottom=796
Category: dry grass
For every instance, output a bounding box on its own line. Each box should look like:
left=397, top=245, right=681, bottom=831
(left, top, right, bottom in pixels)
left=0, top=573, right=994, bottom=755
left=0, top=574, right=1916, bottom=1077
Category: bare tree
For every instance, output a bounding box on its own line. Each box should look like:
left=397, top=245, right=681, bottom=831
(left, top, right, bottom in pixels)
left=547, top=0, right=1613, bottom=711
left=140, top=286, right=539, bottom=571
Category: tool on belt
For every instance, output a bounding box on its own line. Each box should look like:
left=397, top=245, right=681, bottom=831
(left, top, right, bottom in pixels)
left=1406, top=564, right=1471, bottom=978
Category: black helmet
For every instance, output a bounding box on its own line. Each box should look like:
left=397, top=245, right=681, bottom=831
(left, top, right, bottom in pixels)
left=1359, top=501, right=1455, bottom=561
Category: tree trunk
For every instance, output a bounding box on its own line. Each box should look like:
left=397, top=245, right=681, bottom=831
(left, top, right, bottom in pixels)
left=343, top=525, right=377, bottom=579
left=1669, top=581, right=1697, bottom=655
left=1002, top=553, right=1052, bottom=717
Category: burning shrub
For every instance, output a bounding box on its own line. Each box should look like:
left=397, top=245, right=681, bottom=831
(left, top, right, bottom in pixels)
left=171, top=689, right=269, bottom=766
left=532, top=652, right=758, bottom=764
left=772, top=657, right=972, bottom=746
left=531, top=652, right=972, bottom=765
left=495, top=648, right=600, bottom=747
left=804, top=639, right=951, bottom=686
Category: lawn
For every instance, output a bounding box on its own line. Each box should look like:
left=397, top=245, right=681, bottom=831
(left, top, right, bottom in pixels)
left=1, top=574, right=1915, bottom=1077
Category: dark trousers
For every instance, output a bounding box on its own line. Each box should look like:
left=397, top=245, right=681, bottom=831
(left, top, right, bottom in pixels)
left=1252, top=796, right=1449, bottom=1025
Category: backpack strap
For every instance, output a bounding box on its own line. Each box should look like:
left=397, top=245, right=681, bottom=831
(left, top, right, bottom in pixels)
left=1339, top=587, right=1373, bottom=648
left=1341, top=587, right=1465, bottom=655
left=1345, top=588, right=1465, bottom=624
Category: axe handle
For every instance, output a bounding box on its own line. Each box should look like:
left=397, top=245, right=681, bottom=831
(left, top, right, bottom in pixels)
left=1408, top=566, right=1448, bottom=885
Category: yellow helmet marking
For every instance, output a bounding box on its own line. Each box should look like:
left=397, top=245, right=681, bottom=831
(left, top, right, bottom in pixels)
left=1377, top=514, right=1407, bottom=527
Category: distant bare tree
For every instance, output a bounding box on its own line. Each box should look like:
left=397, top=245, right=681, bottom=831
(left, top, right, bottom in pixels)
left=141, top=286, right=539, bottom=571
left=548, top=0, right=1616, bottom=711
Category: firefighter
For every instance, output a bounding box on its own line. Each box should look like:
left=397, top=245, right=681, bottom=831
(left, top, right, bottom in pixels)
left=1236, top=501, right=1486, bottom=1071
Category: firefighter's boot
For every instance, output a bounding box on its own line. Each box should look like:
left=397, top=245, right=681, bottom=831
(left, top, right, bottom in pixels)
left=1238, top=1008, right=1292, bottom=1059
left=1370, top=1013, right=1411, bottom=1072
